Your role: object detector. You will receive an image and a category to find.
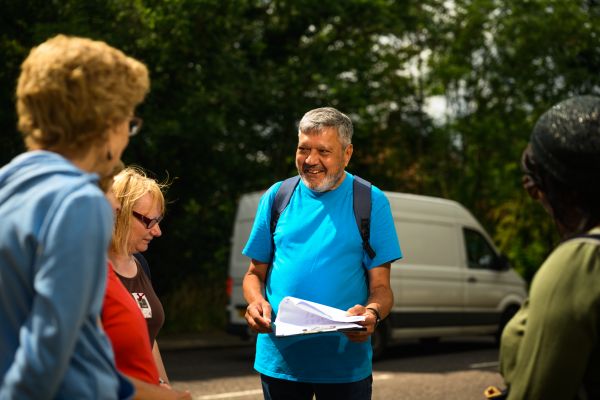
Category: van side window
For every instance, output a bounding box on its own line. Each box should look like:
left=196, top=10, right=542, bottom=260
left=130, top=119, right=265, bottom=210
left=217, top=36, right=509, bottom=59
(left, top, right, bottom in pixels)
left=464, top=228, right=496, bottom=269
left=394, top=221, right=460, bottom=267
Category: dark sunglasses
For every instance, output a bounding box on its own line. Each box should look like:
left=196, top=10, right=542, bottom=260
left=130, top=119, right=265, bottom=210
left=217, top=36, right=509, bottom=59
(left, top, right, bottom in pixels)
left=132, top=210, right=163, bottom=229
left=129, top=117, right=143, bottom=137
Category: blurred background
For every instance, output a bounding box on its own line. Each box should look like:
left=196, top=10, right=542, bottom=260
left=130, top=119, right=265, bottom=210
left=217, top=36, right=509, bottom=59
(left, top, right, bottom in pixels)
left=1, top=0, right=599, bottom=335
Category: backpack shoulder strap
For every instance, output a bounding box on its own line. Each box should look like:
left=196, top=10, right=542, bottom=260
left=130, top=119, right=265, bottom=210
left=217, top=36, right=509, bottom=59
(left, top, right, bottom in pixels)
left=353, top=175, right=376, bottom=259
left=564, top=233, right=600, bottom=243
left=578, top=233, right=600, bottom=241
left=270, top=176, right=301, bottom=236
left=265, top=176, right=301, bottom=300
left=133, top=252, right=151, bottom=280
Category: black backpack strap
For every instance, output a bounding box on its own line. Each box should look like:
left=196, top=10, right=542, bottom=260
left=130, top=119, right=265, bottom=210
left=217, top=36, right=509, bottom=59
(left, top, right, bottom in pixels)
left=353, top=175, right=376, bottom=259
left=265, top=176, right=300, bottom=302
left=133, top=252, right=151, bottom=280
left=564, top=233, right=600, bottom=243
left=577, top=233, right=600, bottom=241
left=270, top=176, right=301, bottom=237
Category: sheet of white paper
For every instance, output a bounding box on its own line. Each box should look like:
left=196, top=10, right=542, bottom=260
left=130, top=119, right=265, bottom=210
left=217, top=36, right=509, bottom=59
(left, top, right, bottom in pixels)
left=274, top=296, right=366, bottom=337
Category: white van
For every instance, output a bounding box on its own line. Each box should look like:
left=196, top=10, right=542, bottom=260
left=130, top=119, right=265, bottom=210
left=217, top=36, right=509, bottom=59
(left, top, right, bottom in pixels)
left=226, top=190, right=527, bottom=357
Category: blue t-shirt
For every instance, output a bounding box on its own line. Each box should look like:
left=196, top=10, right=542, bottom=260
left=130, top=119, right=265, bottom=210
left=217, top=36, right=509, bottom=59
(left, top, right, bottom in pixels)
left=243, top=172, right=402, bottom=383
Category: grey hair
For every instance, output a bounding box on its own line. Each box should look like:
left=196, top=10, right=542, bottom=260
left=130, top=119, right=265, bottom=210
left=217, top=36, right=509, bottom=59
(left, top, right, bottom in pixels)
left=298, top=107, right=353, bottom=148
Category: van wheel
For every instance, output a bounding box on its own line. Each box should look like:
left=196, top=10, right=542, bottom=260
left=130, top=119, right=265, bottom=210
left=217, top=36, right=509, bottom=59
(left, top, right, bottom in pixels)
left=371, top=320, right=389, bottom=361
left=496, top=305, right=520, bottom=344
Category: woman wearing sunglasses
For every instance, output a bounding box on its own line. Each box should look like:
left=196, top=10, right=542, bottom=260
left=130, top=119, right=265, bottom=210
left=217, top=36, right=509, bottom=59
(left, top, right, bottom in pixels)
left=0, top=35, right=148, bottom=399
left=497, top=96, right=600, bottom=400
left=100, top=166, right=189, bottom=399
left=108, top=166, right=172, bottom=388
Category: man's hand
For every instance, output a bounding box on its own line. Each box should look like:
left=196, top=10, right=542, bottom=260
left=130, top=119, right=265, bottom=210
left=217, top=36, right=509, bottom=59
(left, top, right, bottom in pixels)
left=344, top=304, right=378, bottom=343
left=243, top=259, right=272, bottom=333
left=245, top=299, right=273, bottom=333
left=343, top=264, right=393, bottom=343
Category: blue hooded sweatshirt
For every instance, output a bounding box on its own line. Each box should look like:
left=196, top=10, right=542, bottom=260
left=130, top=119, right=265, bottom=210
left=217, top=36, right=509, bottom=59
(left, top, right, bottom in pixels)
left=0, top=151, right=133, bottom=399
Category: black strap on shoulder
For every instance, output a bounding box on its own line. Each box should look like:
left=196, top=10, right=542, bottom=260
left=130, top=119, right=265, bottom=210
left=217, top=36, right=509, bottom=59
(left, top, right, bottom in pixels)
left=353, top=175, right=376, bottom=259
left=564, top=233, right=600, bottom=243
left=270, top=176, right=301, bottom=236
left=133, top=252, right=151, bottom=280
left=265, top=176, right=301, bottom=302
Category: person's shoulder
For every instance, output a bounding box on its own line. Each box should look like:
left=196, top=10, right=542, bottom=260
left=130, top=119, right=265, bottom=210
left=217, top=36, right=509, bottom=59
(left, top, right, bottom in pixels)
left=552, top=233, right=600, bottom=266
left=26, top=152, right=103, bottom=201
left=27, top=165, right=107, bottom=220
left=369, top=184, right=386, bottom=199
left=1, top=151, right=96, bottom=195
left=533, top=234, right=600, bottom=313
left=346, top=172, right=388, bottom=205
left=537, top=235, right=600, bottom=288
left=359, top=177, right=389, bottom=206
left=42, top=173, right=110, bottom=236
left=57, top=176, right=107, bottom=211
left=555, top=231, right=600, bottom=252
left=349, top=173, right=382, bottom=193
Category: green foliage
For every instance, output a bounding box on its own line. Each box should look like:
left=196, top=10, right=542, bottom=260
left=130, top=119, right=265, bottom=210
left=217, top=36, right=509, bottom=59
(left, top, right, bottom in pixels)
left=425, top=0, right=600, bottom=279
left=2, top=0, right=599, bottom=332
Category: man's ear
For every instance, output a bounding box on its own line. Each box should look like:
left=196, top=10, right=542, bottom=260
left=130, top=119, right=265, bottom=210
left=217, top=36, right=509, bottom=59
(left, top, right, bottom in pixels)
left=344, top=144, right=353, bottom=167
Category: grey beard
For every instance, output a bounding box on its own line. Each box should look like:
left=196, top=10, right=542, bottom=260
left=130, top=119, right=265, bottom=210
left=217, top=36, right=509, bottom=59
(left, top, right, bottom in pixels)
left=299, top=169, right=344, bottom=192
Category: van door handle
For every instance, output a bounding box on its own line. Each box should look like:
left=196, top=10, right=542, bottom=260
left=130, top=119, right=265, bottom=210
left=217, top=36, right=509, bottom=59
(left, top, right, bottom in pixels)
left=467, top=276, right=477, bottom=283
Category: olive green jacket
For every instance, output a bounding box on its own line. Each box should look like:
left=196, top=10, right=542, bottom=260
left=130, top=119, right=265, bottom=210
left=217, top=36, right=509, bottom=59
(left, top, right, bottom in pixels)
left=500, top=228, right=600, bottom=400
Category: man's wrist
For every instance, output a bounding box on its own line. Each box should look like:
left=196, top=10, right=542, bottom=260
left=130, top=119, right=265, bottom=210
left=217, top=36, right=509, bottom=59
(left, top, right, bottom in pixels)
left=365, top=307, right=381, bottom=327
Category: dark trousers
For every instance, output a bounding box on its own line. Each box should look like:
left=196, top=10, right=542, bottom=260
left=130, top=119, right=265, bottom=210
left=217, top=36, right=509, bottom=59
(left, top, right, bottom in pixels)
left=260, top=374, right=373, bottom=400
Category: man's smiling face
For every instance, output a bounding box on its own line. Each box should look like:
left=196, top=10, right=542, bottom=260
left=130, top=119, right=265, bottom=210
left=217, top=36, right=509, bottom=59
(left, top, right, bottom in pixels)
left=295, top=126, right=353, bottom=192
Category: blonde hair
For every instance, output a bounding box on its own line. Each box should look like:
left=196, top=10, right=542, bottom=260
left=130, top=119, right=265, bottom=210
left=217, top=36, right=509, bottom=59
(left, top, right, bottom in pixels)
left=110, top=166, right=167, bottom=255
left=16, top=34, right=150, bottom=152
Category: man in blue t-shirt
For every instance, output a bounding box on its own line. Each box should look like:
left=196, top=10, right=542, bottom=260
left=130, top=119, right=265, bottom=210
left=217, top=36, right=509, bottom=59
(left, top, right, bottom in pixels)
left=242, top=107, right=402, bottom=400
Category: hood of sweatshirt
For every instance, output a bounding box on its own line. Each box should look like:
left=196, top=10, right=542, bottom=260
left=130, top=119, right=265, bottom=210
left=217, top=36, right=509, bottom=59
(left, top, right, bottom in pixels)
left=0, top=151, right=100, bottom=204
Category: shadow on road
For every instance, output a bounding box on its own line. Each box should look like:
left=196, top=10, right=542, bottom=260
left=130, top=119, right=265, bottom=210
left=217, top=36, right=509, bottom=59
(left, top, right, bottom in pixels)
left=164, top=345, right=257, bottom=381
left=163, top=336, right=499, bottom=382
left=375, top=336, right=499, bottom=374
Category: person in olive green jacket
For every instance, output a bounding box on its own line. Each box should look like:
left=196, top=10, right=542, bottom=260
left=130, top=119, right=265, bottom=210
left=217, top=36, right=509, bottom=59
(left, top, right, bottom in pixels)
left=498, top=96, right=600, bottom=400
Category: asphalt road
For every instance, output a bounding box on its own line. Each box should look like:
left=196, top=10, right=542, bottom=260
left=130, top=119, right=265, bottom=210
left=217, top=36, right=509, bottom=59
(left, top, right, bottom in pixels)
left=162, top=336, right=504, bottom=400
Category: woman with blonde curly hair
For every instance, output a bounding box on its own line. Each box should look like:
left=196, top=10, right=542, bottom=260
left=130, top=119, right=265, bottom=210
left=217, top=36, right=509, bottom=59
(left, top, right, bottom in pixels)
left=108, top=166, right=172, bottom=388
left=0, top=35, right=148, bottom=399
